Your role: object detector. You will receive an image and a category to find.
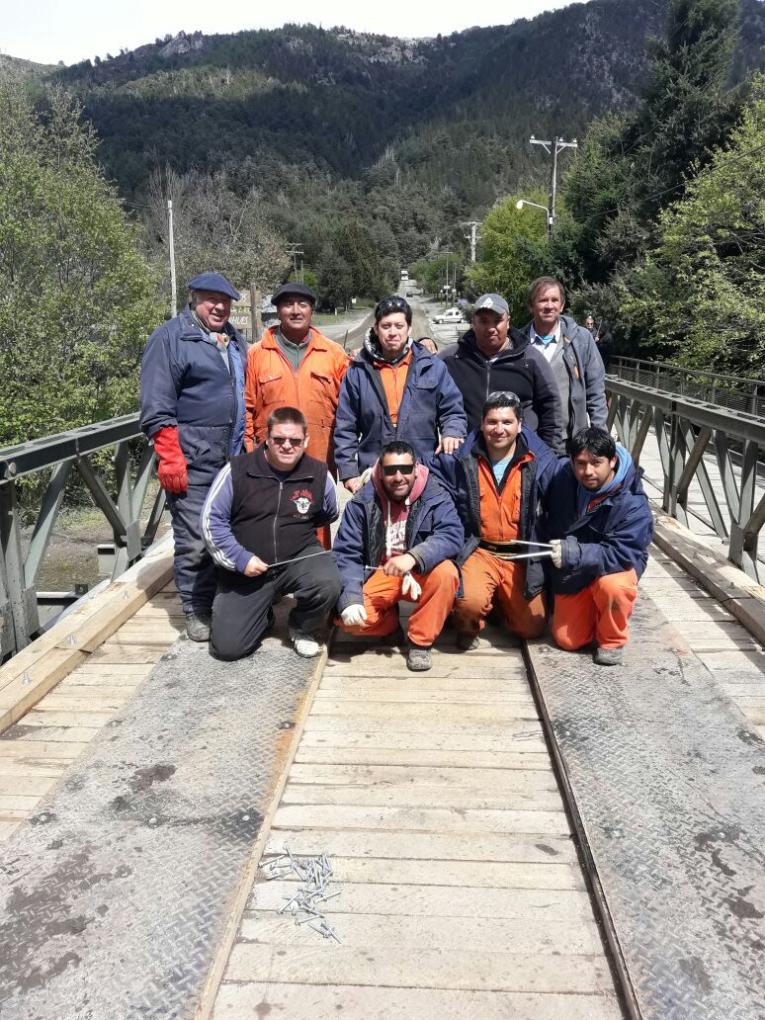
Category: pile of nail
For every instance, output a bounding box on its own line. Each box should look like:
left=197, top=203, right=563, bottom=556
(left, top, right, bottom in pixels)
left=262, top=846, right=341, bottom=943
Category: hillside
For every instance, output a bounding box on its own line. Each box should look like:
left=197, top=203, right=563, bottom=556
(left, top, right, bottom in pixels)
left=8, top=0, right=765, bottom=289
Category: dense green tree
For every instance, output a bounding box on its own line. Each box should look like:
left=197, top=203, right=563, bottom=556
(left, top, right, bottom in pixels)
left=0, top=84, right=162, bottom=445
left=619, top=75, right=765, bottom=373
left=466, top=192, right=553, bottom=324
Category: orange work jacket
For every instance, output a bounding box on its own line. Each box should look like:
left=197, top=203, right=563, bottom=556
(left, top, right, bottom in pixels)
left=244, top=327, right=350, bottom=466
left=477, top=449, right=534, bottom=543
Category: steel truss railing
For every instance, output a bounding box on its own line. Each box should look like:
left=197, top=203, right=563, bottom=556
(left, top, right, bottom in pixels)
left=611, top=356, right=765, bottom=417
left=0, top=415, right=163, bottom=659
left=606, top=377, right=765, bottom=581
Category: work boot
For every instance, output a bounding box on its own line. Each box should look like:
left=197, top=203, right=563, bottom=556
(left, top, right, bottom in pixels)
left=406, top=645, right=432, bottom=672
left=455, top=631, right=480, bottom=652
left=290, top=628, right=322, bottom=658
left=594, top=646, right=624, bottom=667
left=185, top=612, right=211, bottom=642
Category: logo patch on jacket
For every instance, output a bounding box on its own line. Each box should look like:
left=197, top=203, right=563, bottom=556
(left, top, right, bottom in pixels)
left=291, top=489, right=314, bottom=515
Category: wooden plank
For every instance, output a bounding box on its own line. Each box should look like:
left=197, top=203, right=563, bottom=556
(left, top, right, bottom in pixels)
left=71, top=663, right=155, bottom=677
left=20, top=710, right=115, bottom=729
left=9, top=726, right=102, bottom=743
left=213, top=982, right=622, bottom=1020
left=280, top=782, right=563, bottom=812
left=251, top=880, right=591, bottom=920
left=308, top=701, right=539, bottom=721
left=259, top=855, right=584, bottom=890
left=0, top=793, right=43, bottom=811
left=287, top=763, right=556, bottom=789
left=270, top=804, right=571, bottom=836
left=0, top=760, right=68, bottom=778
left=87, top=645, right=162, bottom=664
left=303, top=716, right=543, bottom=735
left=0, top=775, right=59, bottom=796
left=239, top=910, right=605, bottom=954
left=0, top=741, right=85, bottom=761
left=295, top=747, right=552, bottom=770
left=43, top=686, right=137, bottom=703
left=225, top=942, right=613, bottom=994
left=265, top=829, right=578, bottom=864
left=299, top=731, right=548, bottom=752
left=317, top=676, right=533, bottom=695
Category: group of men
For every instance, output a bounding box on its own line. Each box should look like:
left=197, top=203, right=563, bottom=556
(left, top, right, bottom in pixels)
left=139, top=270, right=653, bottom=671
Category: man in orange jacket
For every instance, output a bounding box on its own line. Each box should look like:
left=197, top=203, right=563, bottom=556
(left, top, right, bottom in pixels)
left=244, top=283, right=349, bottom=470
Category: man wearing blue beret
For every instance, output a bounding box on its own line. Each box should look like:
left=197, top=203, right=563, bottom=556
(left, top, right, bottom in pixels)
left=140, top=271, right=247, bottom=641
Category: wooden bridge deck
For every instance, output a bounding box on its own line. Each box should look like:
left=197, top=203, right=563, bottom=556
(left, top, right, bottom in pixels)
left=0, top=526, right=763, bottom=1018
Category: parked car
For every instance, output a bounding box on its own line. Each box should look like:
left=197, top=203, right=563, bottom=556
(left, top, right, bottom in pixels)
left=433, top=307, right=465, bottom=324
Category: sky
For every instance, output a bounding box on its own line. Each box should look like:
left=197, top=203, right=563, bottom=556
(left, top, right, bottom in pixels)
left=4, top=0, right=579, bottom=66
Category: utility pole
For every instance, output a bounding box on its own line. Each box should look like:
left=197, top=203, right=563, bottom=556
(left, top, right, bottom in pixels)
left=286, top=243, right=304, bottom=281
left=529, top=135, right=578, bottom=239
left=461, top=221, right=480, bottom=263
left=167, top=200, right=177, bottom=317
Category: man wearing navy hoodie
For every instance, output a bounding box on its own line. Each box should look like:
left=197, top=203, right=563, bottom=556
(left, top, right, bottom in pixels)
left=543, top=427, right=653, bottom=666
left=333, top=440, right=464, bottom=672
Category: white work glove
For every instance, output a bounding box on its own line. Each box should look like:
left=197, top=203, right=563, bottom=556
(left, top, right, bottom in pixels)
left=401, top=573, right=422, bottom=602
left=341, top=604, right=368, bottom=627
left=549, top=539, right=563, bottom=568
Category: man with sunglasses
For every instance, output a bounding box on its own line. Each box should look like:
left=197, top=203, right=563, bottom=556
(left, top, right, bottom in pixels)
left=333, top=441, right=463, bottom=672
left=202, top=406, right=342, bottom=661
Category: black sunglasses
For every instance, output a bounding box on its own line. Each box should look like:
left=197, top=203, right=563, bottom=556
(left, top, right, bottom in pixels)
left=375, top=296, right=409, bottom=319
left=270, top=436, right=303, bottom=447
left=382, top=463, right=415, bottom=476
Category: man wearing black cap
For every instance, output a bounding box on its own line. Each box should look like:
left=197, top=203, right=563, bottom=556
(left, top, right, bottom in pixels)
left=140, top=271, right=247, bottom=641
left=440, top=293, right=563, bottom=451
left=244, top=282, right=349, bottom=472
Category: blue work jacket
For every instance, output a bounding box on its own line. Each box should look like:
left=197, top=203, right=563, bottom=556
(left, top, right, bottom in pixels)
left=541, top=455, right=653, bottom=594
left=334, top=342, right=467, bottom=481
left=140, top=307, right=247, bottom=484
left=332, top=473, right=464, bottom=611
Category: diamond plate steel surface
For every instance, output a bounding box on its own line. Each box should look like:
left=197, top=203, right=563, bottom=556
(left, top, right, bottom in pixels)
left=0, top=616, right=318, bottom=1020
left=527, top=596, right=765, bottom=1020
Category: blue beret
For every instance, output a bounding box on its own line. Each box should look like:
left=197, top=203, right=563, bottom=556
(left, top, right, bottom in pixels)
left=187, top=272, right=240, bottom=300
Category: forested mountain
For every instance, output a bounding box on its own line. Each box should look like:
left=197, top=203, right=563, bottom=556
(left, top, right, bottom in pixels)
left=7, top=0, right=765, bottom=304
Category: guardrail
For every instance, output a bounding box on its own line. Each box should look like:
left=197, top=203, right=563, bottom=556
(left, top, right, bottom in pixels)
left=611, top=356, right=765, bottom=417
left=605, top=376, right=765, bottom=581
left=0, top=416, right=163, bottom=659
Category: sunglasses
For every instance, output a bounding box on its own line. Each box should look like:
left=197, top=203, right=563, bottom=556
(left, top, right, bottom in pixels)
left=375, top=297, right=409, bottom=318
left=382, top=463, right=415, bottom=477
left=269, top=436, right=303, bottom=448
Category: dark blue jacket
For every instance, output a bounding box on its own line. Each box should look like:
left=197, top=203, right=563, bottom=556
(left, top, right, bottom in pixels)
left=333, top=473, right=464, bottom=611
left=140, top=307, right=247, bottom=484
left=334, top=342, right=467, bottom=480
left=541, top=455, right=653, bottom=594
left=430, top=426, right=557, bottom=597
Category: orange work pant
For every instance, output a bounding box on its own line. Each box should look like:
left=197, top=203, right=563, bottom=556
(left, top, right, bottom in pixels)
left=452, top=547, right=546, bottom=640
left=338, top=560, right=459, bottom=647
left=551, top=569, right=638, bottom=651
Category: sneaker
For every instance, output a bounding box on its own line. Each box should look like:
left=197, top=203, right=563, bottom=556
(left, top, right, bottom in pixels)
left=185, top=612, right=211, bottom=642
left=594, top=646, right=624, bottom=667
left=290, top=628, right=322, bottom=658
left=406, top=646, right=432, bottom=672
left=456, top=631, right=480, bottom=652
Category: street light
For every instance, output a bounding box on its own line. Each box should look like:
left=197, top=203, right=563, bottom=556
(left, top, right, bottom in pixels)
left=516, top=198, right=554, bottom=240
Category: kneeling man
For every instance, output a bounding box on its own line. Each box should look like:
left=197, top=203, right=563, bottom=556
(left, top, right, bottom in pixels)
left=202, top=407, right=342, bottom=660
left=433, top=391, right=556, bottom=649
left=545, top=426, right=653, bottom=666
left=333, top=441, right=463, bottom=672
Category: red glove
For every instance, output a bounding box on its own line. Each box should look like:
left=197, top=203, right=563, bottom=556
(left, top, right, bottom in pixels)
left=153, top=426, right=188, bottom=494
